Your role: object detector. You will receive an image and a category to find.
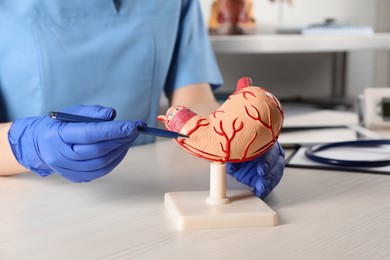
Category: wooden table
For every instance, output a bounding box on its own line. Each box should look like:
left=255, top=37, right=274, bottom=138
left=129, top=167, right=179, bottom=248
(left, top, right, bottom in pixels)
left=1, top=139, right=389, bottom=259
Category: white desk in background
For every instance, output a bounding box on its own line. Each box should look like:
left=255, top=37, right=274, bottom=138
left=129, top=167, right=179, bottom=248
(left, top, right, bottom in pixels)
left=1, top=110, right=390, bottom=259
left=211, top=33, right=390, bottom=98
left=211, top=33, right=390, bottom=54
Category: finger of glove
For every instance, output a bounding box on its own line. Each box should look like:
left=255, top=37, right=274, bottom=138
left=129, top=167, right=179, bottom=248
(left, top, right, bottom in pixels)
left=253, top=188, right=268, bottom=200
left=226, top=162, right=242, bottom=174
left=269, top=155, right=285, bottom=189
left=254, top=155, right=285, bottom=199
left=276, top=141, right=285, bottom=157
left=53, top=150, right=128, bottom=183
left=59, top=120, right=142, bottom=144
left=48, top=142, right=131, bottom=172
left=61, top=135, right=138, bottom=160
left=228, top=142, right=284, bottom=176
left=230, top=161, right=258, bottom=186
left=79, top=149, right=127, bottom=182
left=60, top=105, right=116, bottom=121
left=256, top=142, right=281, bottom=177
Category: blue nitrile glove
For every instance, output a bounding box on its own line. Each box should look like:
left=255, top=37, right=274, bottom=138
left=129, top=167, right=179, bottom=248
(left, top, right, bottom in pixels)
left=8, top=105, right=145, bottom=183
left=226, top=142, right=285, bottom=199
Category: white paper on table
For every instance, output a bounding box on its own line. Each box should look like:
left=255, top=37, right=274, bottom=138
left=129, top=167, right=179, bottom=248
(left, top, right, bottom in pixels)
left=286, top=144, right=390, bottom=175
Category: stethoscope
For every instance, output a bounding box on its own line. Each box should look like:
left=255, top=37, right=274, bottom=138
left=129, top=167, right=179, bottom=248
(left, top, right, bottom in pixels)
left=305, top=139, right=390, bottom=167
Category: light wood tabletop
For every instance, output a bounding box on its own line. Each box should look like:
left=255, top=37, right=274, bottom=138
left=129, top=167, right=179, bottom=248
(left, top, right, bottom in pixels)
left=1, top=138, right=390, bottom=259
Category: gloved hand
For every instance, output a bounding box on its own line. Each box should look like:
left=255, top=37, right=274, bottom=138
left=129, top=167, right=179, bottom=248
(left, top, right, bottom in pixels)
left=8, top=105, right=144, bottom=183
left=226, top=142, right=285, bottom=199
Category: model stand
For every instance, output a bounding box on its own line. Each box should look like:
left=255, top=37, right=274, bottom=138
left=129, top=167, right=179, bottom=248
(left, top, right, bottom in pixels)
left=164, top=162, right=277, bottom=230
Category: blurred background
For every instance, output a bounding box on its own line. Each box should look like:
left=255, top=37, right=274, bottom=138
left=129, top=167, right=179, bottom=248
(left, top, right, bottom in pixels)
left=199, top=0, right=390, bottom=110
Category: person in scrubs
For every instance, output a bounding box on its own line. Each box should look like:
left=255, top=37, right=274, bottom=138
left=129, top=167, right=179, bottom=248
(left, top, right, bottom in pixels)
left=0, top=1, right=284, bottom=199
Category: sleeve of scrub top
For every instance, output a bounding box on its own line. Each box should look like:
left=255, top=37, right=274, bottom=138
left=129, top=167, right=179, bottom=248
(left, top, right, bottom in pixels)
left=164, top=0, right=223, bottom=98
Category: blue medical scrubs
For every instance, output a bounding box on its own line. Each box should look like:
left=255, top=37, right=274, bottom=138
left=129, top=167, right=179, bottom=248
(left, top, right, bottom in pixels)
left=0, top=0, right=222, bottom=145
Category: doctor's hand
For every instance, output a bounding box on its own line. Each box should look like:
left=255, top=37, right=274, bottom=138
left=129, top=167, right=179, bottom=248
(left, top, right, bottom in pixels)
left=8, top=105, right=144, bottom=183
left=226, top=142, right=285, bottom=199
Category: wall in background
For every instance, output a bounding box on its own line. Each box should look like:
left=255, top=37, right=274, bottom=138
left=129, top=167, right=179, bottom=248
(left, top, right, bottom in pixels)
left=374, top=0, right=390, bottom=87
left=200, top=0, right=388, bottom=106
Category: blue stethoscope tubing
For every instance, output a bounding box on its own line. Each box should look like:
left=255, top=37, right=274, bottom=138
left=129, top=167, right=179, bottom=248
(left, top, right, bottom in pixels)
left=305, top=140, right=390, bottom=167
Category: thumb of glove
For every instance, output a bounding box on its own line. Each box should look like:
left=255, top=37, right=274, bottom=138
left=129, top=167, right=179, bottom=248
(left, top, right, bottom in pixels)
left=60, top=105, right=116, bottom=121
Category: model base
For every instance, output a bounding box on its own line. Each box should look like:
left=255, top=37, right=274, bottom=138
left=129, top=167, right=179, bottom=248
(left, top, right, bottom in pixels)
left=164, top=190, right=277, bottom=230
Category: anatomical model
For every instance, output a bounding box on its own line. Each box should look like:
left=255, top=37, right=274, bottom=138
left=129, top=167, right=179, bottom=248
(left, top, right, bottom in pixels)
left=158, top=77, right=284, bottom=230
left=209, top=0, right=256, bottom=35
left=158, top=77, right=283, bottom=162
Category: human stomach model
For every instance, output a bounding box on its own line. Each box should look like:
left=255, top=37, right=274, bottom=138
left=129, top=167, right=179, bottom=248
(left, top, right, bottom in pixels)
left=158, top=77, right=284, bottom=163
